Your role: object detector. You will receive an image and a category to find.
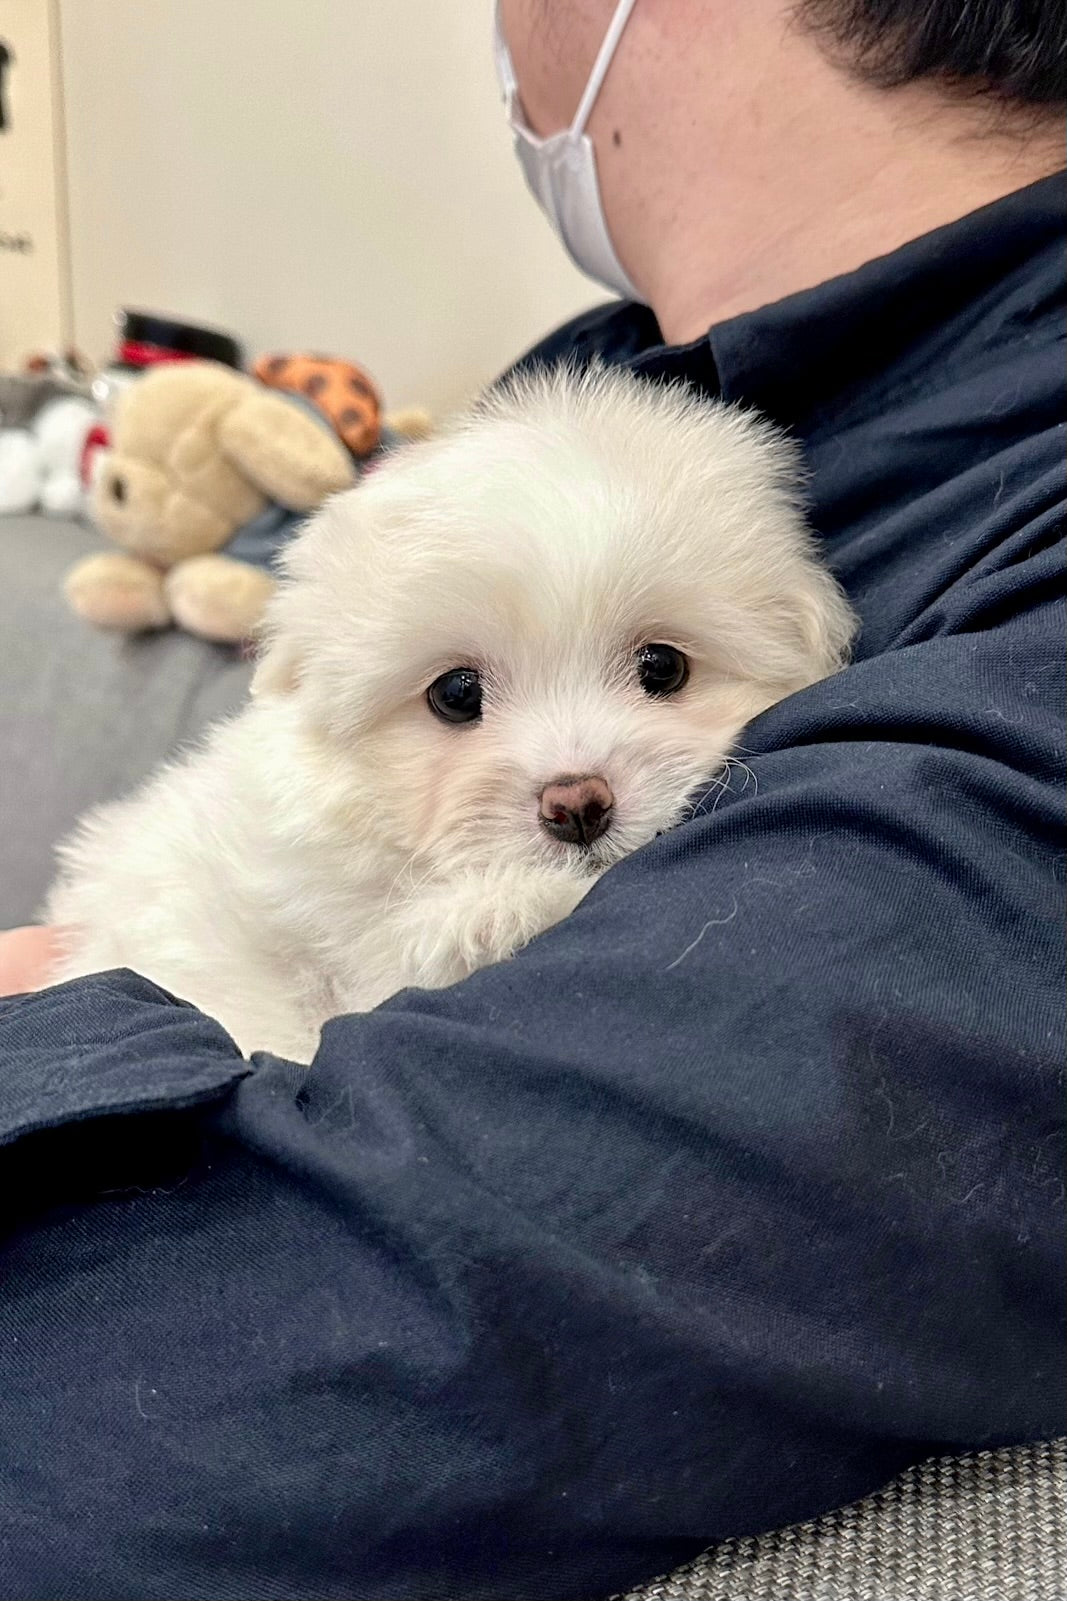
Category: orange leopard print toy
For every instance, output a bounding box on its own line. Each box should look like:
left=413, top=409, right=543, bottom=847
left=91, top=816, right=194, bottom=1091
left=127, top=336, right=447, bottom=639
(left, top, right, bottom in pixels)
left=254, top=353, right=383, bottom=458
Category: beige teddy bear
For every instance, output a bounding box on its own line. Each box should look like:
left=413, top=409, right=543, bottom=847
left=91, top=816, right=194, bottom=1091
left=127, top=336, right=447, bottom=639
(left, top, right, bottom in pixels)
left=65, top=362, right=358, bottom=644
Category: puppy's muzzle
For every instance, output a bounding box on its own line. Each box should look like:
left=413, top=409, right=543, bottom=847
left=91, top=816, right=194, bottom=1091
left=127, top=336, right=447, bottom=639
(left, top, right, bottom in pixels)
left=539, top=776, right=613, bottom=847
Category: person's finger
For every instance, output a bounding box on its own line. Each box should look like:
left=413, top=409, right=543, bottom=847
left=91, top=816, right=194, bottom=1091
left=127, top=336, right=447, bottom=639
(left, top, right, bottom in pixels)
left=0, top=925, right=66, bottom=998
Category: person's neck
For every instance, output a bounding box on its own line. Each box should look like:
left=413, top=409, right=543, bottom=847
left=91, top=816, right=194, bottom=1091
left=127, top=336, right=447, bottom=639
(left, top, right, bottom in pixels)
left=631, top=53, right=1063, bottom=346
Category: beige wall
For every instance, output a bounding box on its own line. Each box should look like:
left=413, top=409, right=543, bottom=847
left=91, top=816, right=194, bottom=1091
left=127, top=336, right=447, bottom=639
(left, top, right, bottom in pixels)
left=0, top=0, right=70, bottom=365
left=58, top=0, right=597, bottom=413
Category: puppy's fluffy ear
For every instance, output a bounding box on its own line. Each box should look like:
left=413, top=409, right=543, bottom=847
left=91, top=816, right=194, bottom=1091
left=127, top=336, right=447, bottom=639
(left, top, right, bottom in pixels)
left=790, top=567, right=857, bottom=681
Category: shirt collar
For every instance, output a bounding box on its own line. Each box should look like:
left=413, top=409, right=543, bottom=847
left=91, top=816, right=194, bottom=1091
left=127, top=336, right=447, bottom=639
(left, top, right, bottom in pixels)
left=573, top=171, right=1066, bottom=427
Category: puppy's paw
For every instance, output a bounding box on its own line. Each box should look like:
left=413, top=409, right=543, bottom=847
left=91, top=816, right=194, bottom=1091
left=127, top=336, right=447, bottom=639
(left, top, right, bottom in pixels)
left=395, top=866, right=593, bottom=990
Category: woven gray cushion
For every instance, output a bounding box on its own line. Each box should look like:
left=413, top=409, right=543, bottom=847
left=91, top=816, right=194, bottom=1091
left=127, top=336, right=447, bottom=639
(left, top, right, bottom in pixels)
left=619, top=1439, right=1067, bottom=1601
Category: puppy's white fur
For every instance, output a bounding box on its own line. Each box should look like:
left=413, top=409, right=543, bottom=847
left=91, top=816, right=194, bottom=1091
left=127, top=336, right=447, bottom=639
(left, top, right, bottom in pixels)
left=48, top=368, right=854, bottom=1061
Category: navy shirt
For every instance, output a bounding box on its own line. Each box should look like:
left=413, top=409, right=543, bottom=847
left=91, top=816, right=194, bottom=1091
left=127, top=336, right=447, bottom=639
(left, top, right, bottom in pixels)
left=1, top=174, right=1064, bottom=1600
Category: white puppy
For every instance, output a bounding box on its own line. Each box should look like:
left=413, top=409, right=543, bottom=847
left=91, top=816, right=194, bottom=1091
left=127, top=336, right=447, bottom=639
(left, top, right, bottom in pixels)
left=48, top=367, right=854, bottom=1062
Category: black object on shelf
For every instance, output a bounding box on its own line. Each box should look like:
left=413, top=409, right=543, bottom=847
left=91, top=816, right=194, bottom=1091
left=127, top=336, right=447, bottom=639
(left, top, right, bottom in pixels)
left=116, top=310, right=243, bottom=371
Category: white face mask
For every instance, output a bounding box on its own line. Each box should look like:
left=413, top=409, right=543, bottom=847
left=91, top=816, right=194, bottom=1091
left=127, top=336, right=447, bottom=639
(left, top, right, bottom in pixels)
left=493, top=0, right=642, bottom=302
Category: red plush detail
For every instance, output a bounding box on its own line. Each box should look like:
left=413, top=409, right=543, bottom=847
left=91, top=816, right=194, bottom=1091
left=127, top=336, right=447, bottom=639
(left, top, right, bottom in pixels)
left=81, top=423, right=110, bottom=487
left=118, top=341, right=202, bottom=368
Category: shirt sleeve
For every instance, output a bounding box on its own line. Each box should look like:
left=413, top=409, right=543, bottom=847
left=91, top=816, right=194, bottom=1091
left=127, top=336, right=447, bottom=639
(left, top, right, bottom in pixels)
left=0, top=582, right=1062, bottom=1599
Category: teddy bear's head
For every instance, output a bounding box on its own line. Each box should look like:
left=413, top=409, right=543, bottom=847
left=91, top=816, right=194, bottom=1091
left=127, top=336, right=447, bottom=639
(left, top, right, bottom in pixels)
left=93, top=361, right=356, bottom=568
left=94, top=364, right=265, bottom=566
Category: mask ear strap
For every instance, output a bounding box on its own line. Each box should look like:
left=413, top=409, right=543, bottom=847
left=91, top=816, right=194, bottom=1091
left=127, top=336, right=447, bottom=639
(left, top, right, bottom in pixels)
left=571, top=0, right=639, bottom=135
left=493, top=0, right=519, bottom=99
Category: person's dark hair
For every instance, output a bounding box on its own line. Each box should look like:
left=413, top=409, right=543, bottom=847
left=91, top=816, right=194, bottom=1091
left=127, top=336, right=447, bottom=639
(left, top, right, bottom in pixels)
left=796, top=0, right=1067, bottom=106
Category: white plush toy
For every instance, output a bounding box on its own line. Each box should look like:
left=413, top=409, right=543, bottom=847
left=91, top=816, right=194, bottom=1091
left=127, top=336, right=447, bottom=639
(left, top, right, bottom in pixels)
left=0, top=430, right=40, bottom=514
left=0, top=395, right=100, bottom=517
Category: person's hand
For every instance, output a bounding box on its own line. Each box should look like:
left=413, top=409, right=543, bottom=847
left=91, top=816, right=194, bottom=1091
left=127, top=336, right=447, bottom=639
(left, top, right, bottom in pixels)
left=0, top=926, right=65, bottom=998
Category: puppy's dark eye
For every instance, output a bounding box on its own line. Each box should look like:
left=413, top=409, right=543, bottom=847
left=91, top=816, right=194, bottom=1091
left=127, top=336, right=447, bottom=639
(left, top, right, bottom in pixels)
left=635, top=644, right=688, bottom=697
left=427, top=668, right=483, bottom=724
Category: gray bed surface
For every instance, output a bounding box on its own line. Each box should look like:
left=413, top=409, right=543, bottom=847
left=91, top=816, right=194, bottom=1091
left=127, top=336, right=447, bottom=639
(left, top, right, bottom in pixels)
left=0, top=513, right=253, bottom=926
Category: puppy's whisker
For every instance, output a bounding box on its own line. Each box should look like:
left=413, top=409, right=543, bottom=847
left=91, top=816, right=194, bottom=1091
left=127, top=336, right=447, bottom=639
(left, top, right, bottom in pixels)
left=384, top=853, right=438, bottom=915
left=382, top=848, right=427, bottom=913
left=688, top=766, right=730, bottom=816
left=706, top=757, right=759, bottom=816
left=724, top=757, right=759, bottom=797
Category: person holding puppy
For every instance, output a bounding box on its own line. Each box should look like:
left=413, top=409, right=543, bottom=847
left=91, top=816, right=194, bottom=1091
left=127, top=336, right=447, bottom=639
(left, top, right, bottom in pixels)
left=1, top=2, right=1064, bottom=1596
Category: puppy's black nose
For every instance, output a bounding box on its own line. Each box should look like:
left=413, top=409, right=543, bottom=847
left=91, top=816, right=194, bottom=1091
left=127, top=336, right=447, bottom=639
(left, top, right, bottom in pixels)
left=539, top=776, right=614, bottom=847
left=110, top=475, right=126, bottom=504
